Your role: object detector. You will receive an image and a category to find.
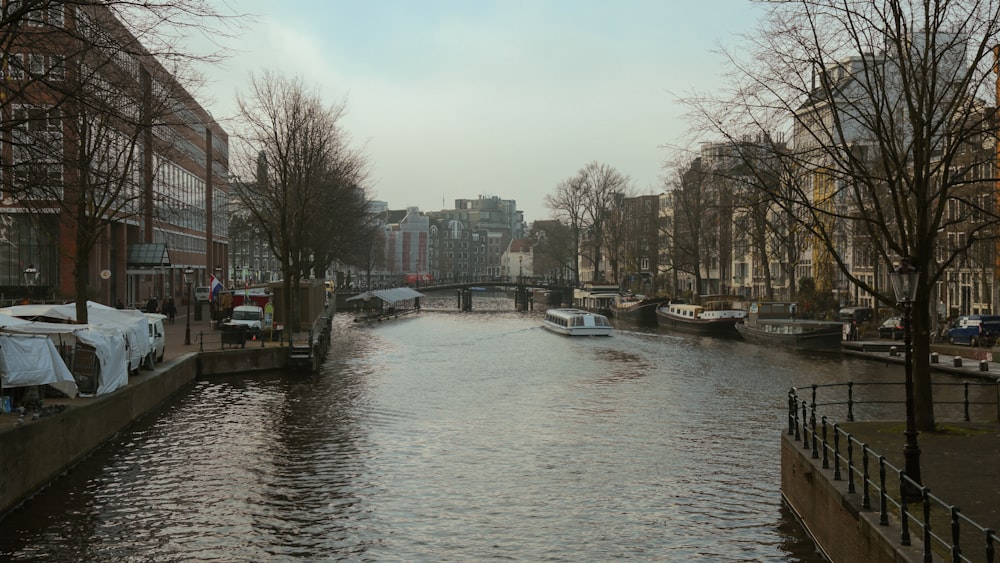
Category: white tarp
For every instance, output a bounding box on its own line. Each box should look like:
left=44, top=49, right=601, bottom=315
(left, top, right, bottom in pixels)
left=0, top=333, right=78, bottom=398
left=1, top=301, right=150, bottom=372
left=0, top=321, right=129, bottom=396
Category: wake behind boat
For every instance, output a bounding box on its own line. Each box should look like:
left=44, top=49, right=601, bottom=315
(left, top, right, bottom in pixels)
left=655, top=299, right=746, bottom=336
left=542, top=308, right=613, bottom=336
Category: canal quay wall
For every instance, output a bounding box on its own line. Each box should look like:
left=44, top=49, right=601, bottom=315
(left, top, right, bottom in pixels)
left=0, top=339, right=295, bottom=518
left=781, top=434, right=928, bottom=563
left=785, top=342, right=1000, bottom=562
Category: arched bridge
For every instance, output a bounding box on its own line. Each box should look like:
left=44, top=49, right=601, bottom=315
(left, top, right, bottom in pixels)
left=413, top=280, right=573, bottom=293
left=334, top=281, right=575, bottom=312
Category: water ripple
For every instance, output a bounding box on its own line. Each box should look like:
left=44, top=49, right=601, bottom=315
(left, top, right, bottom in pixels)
left=0, top=313, right=880, bottom=561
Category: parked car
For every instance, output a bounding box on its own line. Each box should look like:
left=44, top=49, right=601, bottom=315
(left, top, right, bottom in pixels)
left=144, top=313, right=166, bottom=366
left=947, top=315, right=1000, bottom=347
left=194, top=286, right=211, bottom=303
left=838, top=306, right=875, bottom=324
left=226, top=305, right=265, bottom=339
left=877, top=316, right=905, bottom=340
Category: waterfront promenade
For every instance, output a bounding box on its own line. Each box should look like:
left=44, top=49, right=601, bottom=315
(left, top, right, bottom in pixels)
left=793, top=342, right=1000, bottom=561
left=0, top=303, right=322, bottom=517
left=2, top=313, right=999, bottom=560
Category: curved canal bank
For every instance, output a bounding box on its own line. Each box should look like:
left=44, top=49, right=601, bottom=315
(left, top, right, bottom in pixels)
left=4, top=304, right=999, bottom=560
left=0, top=304, right=331, bottom=518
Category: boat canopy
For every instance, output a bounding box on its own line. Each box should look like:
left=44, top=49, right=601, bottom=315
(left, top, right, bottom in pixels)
left=346, top=287, right=425, bottom=305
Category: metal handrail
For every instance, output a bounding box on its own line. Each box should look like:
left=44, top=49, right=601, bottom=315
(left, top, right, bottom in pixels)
left=798, top=381, right=1000, bottom=423
left=788, top=385, right=1000, bottom=562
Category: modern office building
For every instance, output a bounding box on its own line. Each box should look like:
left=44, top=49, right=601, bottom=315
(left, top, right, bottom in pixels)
left=0, top=3, right=229, bottom=306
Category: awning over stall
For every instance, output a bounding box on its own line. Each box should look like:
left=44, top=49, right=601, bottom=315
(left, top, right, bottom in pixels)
left=127, top=243, right=170, bottom=268
left=346, top=287, right=425, bottom=305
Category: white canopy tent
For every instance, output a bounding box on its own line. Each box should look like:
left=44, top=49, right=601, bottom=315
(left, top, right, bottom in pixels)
left=0, top=307, right=131, bottom=396
left=0, top=333, right=78, bottom=398
left=1, top=301, right=150, bottom=373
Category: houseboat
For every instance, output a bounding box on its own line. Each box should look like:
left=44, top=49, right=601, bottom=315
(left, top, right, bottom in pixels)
left=572, top=283, right=620, bottom=316
left=735, top=302, right=843, bottom=350
left=655, top=299, right=747, bottom=336
left=610, top=293, right=669, bottom=325
left=542, top=308, right=613, bottom=337
left=346, top=287, right=425, bottom=322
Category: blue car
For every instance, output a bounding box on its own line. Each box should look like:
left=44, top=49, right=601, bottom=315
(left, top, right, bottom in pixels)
left=947, top=315, right=1000, bottom=347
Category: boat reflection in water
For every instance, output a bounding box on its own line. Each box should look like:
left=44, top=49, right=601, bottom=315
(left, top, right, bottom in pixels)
left=736, top=301, right=844, bottom=350
left=610, top=293, right=669, bottom=325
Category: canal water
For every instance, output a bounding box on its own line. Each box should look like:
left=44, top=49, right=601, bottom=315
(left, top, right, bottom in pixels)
left=0, top=297, right=907, bottom=561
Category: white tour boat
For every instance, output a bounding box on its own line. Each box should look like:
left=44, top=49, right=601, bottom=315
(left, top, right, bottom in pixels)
left=542, top=308, right=613, bottom=336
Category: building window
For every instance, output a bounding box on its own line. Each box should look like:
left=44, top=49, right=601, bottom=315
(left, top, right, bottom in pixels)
left=47, top=5, right=63, bottom=27
left=29, top=53, right=44, bottom=76
left=7, top=53, right=23, bottom=79
left=48, top=55, right=64, bottom=81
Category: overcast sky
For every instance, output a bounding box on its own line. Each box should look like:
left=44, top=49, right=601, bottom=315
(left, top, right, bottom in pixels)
left=199, top=0, right=765, bottom=222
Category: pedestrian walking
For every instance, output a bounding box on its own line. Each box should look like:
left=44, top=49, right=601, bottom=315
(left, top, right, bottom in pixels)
left=165, top=297, right=177, bottom=324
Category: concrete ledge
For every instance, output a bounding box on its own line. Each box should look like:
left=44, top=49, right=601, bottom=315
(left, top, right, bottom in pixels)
left=0, top=346, right=293, bottom=517
left=781, top=433, right=934, bottom=563
left=0, top=355, right=198, bottom=516
left=197, top=346, right=288, bottom=376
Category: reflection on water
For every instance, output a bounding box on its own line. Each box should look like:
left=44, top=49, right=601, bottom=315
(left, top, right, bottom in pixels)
left=0, top=307, right=914, bottom=561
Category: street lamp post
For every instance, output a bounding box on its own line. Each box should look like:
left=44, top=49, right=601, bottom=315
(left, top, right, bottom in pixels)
left=184, top=268, right=194, bottom=346
left=889, top=257, right=922, bottom=497
left=23, top=263, right=39, bottom=303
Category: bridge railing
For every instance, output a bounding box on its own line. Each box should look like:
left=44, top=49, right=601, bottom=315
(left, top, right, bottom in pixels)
left=788, top=382, right=1000, bottom=562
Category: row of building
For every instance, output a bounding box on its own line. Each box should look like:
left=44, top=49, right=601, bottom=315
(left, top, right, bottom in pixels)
left=6, top=6, right=993, bottom=323
left=1, top=3, right=228, bottom=308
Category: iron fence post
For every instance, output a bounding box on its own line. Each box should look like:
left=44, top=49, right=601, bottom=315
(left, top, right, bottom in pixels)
left=900, top=481, right=911, bottom=545
left=878, top=457, right=888, bottom=525
left=788, top=389, right=796, bottom=435
left=833, top=424, right=841, bottom=481
left=821, top=416, right=829, bottom=468
left=802, top=402, right=810, bottom=451
left=951, top=506, right=962, bottom=563
left=862, top=444, right=871, bottom=509
left=811, top=406, right=819, bottom=460
left=922, top=490, right=932, bottom=563
left=847, top=437, right=856, bottom=494
left=964, top=381, right=970, bottom=422
left=847, top=381, right=855, bottom=421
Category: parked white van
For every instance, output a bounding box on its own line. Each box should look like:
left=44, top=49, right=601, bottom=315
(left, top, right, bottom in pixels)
left=144, top=313, right=166, bottom=366
left=194, top=286, right=211, bottom=303
left=228, top=305, right=264, bottom=338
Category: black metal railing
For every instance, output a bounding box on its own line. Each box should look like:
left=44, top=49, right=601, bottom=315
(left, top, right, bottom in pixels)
left=197, top=327, right=270, bottom=351
left=788, top=382, right=1000, bottom=563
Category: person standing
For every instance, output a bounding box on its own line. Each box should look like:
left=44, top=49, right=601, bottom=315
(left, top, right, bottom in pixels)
left=165, top=297, right=177, bottom=324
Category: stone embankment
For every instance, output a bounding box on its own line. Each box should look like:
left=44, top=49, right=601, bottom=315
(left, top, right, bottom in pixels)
left=0, top=310, right=325, bottom=517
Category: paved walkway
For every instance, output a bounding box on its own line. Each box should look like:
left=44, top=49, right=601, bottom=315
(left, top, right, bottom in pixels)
left=822, top=341, right=1000, bottom=557
left=161, top=305, right=212, bottom=362
left=837, top=421, right=1000, bottom=539
left=161, top=304, right=286, bottom=362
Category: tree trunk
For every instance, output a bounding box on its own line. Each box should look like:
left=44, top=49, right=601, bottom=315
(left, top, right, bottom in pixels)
left=912, top=292, right=936, bottom=431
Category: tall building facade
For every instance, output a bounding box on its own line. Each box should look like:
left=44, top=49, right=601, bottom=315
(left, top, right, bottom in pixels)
left=1, top=3, right=228, bottom=306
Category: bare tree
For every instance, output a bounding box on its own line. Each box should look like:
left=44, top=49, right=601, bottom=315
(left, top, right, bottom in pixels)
left=544, top=176, right=586, bottom=285
left=685, top=0, right=1000, bottom=429
left=1, top=1, right=237, bottom=322
left=530, top=219, right=575, bottom=285
left=545, top=161, right=630, bottom=284
left=233, top=72, right=370, bottom=334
